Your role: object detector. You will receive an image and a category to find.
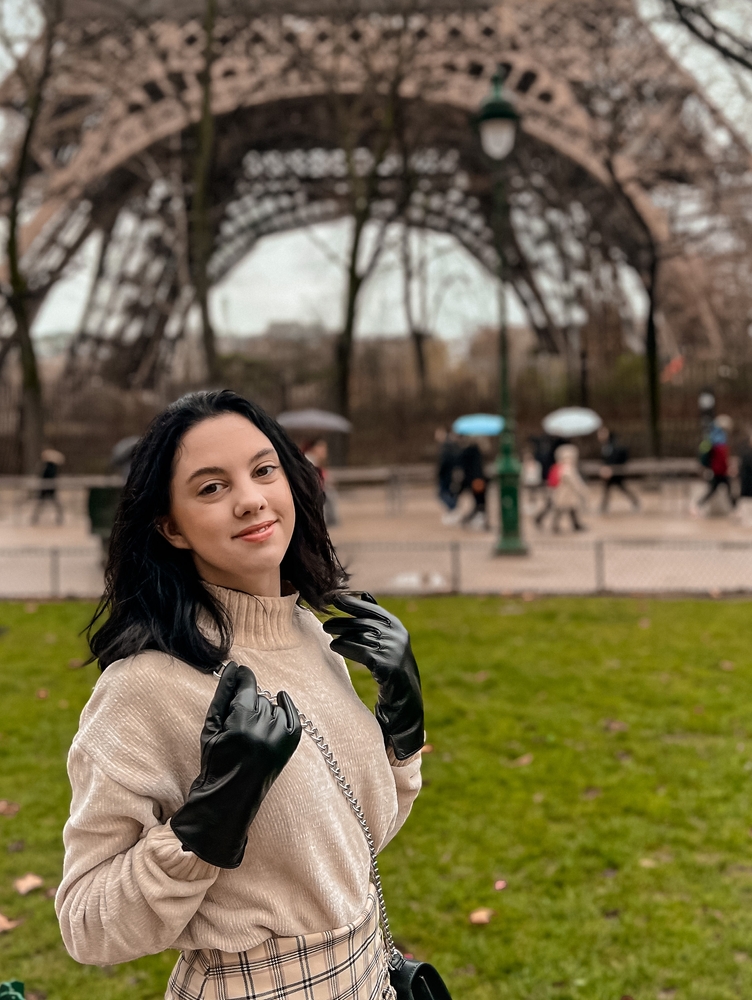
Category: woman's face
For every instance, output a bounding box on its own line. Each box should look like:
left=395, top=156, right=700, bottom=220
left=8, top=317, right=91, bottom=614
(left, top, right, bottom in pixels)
left=160, top=413, right=296, bottom=597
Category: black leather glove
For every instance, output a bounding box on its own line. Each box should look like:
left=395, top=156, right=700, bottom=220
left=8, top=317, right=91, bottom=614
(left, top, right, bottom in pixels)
left=324, top=593, right=424, bottom=760
left=170, top=661, right=301, bottom=869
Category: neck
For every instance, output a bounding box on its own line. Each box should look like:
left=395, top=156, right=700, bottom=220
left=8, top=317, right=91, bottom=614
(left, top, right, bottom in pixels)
left=194, top=558, right=282, bottom=598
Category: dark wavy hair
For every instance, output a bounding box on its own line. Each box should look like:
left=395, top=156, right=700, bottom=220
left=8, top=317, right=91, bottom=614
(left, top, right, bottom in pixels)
left=88, top=390, right=347, bottom=672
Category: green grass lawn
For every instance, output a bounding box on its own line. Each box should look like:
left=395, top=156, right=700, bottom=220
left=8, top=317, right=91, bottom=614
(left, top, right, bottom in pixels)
left=3, top=597, right=752, bottom=999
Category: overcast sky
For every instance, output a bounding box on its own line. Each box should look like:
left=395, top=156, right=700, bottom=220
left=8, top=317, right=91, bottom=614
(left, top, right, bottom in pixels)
left=29, top=1, right=752, bottom=346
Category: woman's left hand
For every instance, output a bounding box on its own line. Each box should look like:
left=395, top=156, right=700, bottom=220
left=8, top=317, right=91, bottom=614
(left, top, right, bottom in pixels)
left=323, top=593, right=424, bottom=760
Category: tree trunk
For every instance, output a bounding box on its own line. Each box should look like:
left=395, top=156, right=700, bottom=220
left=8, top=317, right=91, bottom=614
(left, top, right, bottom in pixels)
left=5, top=3, right=61, bottom=471
left=645, top=253, right=661, bottom=457
left=191, top=0, right=218, bottom=381
left=335, top=217, right=366, bottom=418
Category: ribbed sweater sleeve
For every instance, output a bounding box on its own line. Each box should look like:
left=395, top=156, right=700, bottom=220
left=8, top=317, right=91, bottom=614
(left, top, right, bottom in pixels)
left=382, top=748, right=422, bottom=850
left=56, top=746, right=219, bottom=966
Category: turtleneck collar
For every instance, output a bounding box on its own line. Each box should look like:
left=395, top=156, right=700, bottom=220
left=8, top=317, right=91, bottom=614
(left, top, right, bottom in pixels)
left=204, top=583, right=302, bottom=651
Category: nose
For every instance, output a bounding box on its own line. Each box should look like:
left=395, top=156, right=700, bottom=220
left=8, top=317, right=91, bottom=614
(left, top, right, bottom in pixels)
left=233, top=477, right=268, bottom=519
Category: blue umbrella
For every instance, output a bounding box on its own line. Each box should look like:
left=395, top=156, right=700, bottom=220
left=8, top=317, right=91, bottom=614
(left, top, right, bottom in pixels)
left=452, top=413, right=504, bottom=436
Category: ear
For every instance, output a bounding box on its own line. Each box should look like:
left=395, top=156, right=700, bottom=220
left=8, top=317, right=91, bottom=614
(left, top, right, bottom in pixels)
left=157, top=514, right=192, bottom=550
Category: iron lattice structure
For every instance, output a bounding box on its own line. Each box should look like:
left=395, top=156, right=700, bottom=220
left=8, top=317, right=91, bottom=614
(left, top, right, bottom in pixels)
left=2, top=0, right=750, bottom=384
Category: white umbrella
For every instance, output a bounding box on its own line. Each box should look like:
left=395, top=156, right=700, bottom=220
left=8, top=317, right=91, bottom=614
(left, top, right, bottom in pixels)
left=276, top=409, right=352, bottom=434
left=543, top=407, right=602, bottom=438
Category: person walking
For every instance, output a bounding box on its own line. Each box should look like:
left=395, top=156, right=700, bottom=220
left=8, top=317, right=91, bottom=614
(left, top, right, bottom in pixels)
left=697, top=414, right=736, bottom=511
left=56, top=390, right=424, bottom=1000
left=737, top=429, right=752, bottom=527
left=303, top=437, right=339, bottom=526
left=533, top=434, right=565, bottom=530
left=456, top=438, right=488, bottom=530
left=31, top=448, right=65, bottom=525
left=551, top=444, right=588, bottom=532
left=434, top=427, right=462, bottom=520
left=597, top=426, right=639, bottom=513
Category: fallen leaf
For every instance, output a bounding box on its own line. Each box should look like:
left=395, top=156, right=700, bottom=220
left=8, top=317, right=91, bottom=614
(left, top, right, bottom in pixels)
left=639, top=858, right=658, bottom=868
left=638, top=617, right=651, bottom=629
left=720, top=659, right=735, bottom=671
left=14, top=872, right=44, bottom=895
left=469, top=907, right=495, bottom=924
left=67, top=658, right=84, bottom=670
left=24, top=602, right=37, bottom=614
left=420, top=744, right=433, bottom=754
left=494, top=880, right=507, bottom=890
left=0, top=801, right=20, bottom=816
left=44, top=886, right=57, bottom=899
left=35, top=689, right=48, bottom=700
left=734, top=951, right=749, bottom=963
left=532, top=792, right=545, bottom=804
left=603, top=719, right=628, bottom=732
left=473, top=671, right=489, bottom=682
left=6, top=841, right=24, bottom=853
left=509, top=752, right=533, bottom=767
left=583, top=787, right=602, bottom=800
left=0, top=912, right=21, bottom=933
left=658, top=990, right=677, bottom=999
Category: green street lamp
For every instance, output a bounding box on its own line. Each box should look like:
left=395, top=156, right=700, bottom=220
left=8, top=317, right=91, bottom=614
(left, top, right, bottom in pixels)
left=478, top=70, right=527, bottom=555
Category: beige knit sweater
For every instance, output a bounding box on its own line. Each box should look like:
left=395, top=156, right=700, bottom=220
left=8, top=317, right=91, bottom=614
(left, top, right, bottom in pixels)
left=55, top=587, right=422, bottom=966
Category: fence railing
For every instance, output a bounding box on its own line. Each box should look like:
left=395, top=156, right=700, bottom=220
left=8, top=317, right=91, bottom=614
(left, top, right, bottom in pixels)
left=335, top=538, right=752, bottom=596
left=2, top=538, right=752, bottom=599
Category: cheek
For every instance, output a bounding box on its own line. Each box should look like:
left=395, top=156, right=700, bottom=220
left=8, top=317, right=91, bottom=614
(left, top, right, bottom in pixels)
left=275, top=480, right=296, bottom=537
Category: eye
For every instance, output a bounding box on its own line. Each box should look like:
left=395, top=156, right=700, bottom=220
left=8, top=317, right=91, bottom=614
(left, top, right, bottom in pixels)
left=255, top=463, right=278, bottom=478
left=198, top=482, right=222, bottom=496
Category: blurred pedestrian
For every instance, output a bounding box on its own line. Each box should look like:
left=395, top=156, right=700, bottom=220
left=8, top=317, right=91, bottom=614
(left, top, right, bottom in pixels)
left=533, top=433, right=566, bottom=529
left=597, top=426, right=639, bottom=513
left=737, top=429, right=752, bottom=527
left=456, top=439, right=489, bottom=530
left=303, top=437, right=339, bottom=526
left=697, top=414, right=736, bottom=511
left=435, top=427, right=462, bottom=522
left=31, top=448, right=65, bottom=525
left=551, top=444, right=588, bottom=533
left=521, top=446, right=543, bottom=507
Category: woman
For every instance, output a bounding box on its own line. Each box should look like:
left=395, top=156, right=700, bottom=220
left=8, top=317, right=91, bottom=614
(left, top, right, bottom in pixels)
left=551, top=443, right=588, bottom=533
left=56, top=390, right=424, bottom=1000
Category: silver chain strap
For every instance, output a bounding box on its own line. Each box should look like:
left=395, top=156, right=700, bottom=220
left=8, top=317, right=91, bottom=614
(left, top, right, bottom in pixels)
left=257, top=686, right=399, bottom=962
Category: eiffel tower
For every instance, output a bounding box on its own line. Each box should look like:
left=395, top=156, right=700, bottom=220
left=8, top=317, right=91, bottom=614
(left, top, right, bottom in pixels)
left=2, top=0, right=749, bottom=386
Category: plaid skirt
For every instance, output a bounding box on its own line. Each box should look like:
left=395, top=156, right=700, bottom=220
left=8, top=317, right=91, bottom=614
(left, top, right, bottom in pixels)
left=166, top=887, right=396, bottom=1000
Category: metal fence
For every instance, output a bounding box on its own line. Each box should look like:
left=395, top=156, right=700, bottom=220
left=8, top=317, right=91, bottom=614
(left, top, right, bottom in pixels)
left=335, top=538, right=752, bottom=596
left=3, top=538, right=752, bottom=599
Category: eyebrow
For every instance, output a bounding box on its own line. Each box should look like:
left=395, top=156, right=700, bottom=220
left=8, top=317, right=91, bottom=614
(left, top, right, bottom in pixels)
left=186, top=448, right=277, bottom=483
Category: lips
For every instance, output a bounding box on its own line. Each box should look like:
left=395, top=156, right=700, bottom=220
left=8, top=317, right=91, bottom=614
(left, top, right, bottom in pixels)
left=234, top=520, right=277, bottom=542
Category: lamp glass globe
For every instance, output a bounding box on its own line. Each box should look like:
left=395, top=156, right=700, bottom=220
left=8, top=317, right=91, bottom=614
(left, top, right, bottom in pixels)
left=479, top=117, right=516, bottom=160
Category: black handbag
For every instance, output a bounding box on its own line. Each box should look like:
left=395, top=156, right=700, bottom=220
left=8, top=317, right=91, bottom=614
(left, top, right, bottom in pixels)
left=389, top=954, right=453, bottom=1000
left=252, top=679, right=454, bottom=1000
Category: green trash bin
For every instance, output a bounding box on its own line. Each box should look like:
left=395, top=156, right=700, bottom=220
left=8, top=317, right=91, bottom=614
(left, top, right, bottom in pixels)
left=87, top=486, right=123, bottom=562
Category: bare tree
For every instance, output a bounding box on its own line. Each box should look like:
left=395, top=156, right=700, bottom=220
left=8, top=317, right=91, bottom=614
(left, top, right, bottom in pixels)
left=0, top=0, right=64, bottom=471
left=661, top=0, right=752, bottom=73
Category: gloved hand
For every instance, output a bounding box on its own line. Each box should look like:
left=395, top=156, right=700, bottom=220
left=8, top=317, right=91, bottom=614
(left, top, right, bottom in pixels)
left=324, top=593, right=424, bottom=760
left=170, top=661, right=301, bottom=869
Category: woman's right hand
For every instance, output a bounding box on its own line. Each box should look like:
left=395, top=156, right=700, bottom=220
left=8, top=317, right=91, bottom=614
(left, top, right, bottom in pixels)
left=170, top=661, right=301, bottom=869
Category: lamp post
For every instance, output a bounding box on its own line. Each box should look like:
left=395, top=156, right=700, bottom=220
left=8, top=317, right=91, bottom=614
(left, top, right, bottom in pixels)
left=478, top=71, right=527, bottom=555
